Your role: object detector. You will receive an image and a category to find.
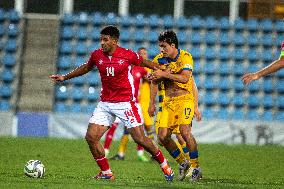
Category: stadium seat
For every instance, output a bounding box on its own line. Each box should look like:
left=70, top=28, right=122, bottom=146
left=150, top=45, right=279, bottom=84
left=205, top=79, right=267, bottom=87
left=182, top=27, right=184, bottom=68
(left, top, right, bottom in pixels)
left=190, top=47, right=202, bottom=60
left=263, top=79, right=275, bottom=93
left=120, top=15, right=133, bottom=28
left=0, top=100, right=10, bottom=111
left=148, top=14, right=160, bottom=28
left=218, top=77, right=231, bottom=91
left=219, top=48, right=230, bottom=61
left=58, top=56, right=72, bottom=70
left=5, top=39, right=17, bottom=53
left=0, top=85, right=13, bottom=98
left=260, top=19, right=273, bottom=33
left=148, top=46, right=159, bottom=59
left=175, top=16, right=189, bottom=29
left=276, top=69, right=284, bottom=79
left=7, top=24, right=19, bottom=38
left=219, top=32, right=230, bottom=46
left=162, top=15, right=174, bottom=28
left=70, top=103, right=84, bottom=113
left=262, top=95, right=274, bottom=109
left=233, top=79, right=244, bottom=92
left=189, top=33, right=203, bottom=45
left=61, top=26, right=74, bottom=40
left=120, top=29, right=131, bottom=42
left=59, top=41, right=73, bottom=54
left=74, top=42, right=87, bottom=55
left=75, top=27, right=88, bottom=41
left=247, top=81, right=261, bottom=93
left=54, top=102, right=68, bottom=112
left=203, top=76, right=217, bottom=91
left=87, top=87, right=100, bottom=102
left=231, top=108, right=245, bottom=120
left=90, top=27, right=100, bottom=40
left=276, top=81, right=284, bottom=94
left=75, top=12, right=88, bottom=25
left=203, top=92, right=216, bottom=106
left=219, top=17, right=230, bottom=31
left=62, top=14, right=75, bottom=26
left=71, top=87, right=84, bottom=101
left=205, top=32, right=217, bottom=46
left=204, top=16, right=218, bottom=31
left=87, top=72, right=101, bottom=86
left=202, top=107, right=216, bottom=119
left=247, top=18, right=259, bottom=33
left=232, top=48, right=245, bottom=61
left=0, top=24, right=5, bottom=37
left=232, top=93, right=244, bottom=107
left=132, top=29, right=146, bottom=42
left=261, top=50, right=273, bottom=63
left=1, top=69, right=14, bottom=83
left=203, top=61, right=216, bottom=75
left=234, top=18, right=245, bottom=31
left=204, top=48, right=217, bottom=60
left=218, top=92, right=231, bottom=107
left=232, top=33, right=246, bottom=46
left=216, top=109, right=230, bottom=120
left=148, top=30, right=159, bottom=43
left=55, top=86, right=69, bottom=101
left=105, top=12, right=118, bottom=25
left=86, top=104, right=96, bottom=113
left=275, top=20, right=284, bottom=33
left=2, top=54, right=16, bottom=67
left=275, top=112, right=284, bottom=121
left=233, top=63, right=245, bottom=76
left=177, top=32, right=187, bottom=44
left=246, top=109, right=260, bottom=120
left=74, top=56, right=86, bottom=67
left=134, top=14, right=148, bottom=28
left=72, top=76, right=85, bottom=86
left=247, top=49, right=260, bottom=63
left=190, top=16, right=203, bottom=30
left=90, top=12, right=104, bottom=26
left=247, top=95, right=260, bottom=108
left=261, top=111, right=274, bottom=121
left=261, top=34, right=273, bottom=47
left=193, top=61, right=202, bottom=74
left=247, top=34, right=259, bottom=47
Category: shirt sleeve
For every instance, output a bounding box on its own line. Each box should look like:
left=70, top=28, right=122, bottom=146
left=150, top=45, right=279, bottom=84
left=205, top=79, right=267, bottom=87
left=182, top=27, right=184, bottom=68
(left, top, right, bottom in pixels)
left=129, top=50, right=143, bottom=66
left=87, top=51, right=97, bottom=68
left=280, top=42, right=284, bottom=58
left=182, top=53, right=194, bottom=71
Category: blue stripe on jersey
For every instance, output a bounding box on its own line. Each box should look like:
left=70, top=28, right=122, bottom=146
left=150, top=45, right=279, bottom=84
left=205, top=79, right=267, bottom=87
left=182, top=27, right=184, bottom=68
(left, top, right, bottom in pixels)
left=157, top=57, right=168, bottom=64
left=158, top=95, right=163, bottom=102
left=158, top=107, right=162, bottom=112
left=189, top=151, right=199, bottom=159
left=171, top=148, right=181, bottom=158
left=183, top=68, right=192, bottom=70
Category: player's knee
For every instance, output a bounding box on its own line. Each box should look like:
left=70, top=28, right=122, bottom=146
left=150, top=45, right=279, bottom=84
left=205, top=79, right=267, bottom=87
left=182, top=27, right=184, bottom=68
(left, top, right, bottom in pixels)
left=85, top=132, right=99, bottom=143
left=158, top=134, right=171, bottom=145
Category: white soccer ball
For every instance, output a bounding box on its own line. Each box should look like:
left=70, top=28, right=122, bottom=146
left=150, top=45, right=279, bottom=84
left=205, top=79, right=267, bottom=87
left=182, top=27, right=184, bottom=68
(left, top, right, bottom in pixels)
left=24, top=160, right=45, bottom=178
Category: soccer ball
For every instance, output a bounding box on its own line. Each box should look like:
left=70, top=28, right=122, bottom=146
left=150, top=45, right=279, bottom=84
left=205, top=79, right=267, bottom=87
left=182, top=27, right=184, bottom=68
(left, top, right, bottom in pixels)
left=24, top=160, right=45, bottom=178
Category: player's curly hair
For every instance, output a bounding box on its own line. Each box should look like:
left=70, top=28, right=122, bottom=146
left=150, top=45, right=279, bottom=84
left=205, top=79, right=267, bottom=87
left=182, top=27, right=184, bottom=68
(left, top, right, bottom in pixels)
left=158, top=30, right=179, bottom=49
left=100, top=25, right=120, bottom=39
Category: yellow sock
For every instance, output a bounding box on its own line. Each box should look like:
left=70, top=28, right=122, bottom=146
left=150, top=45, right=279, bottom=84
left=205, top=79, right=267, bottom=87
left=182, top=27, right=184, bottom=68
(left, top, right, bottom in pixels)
left=189, top=151, right=199, bottom=168
left=171, top=148, right=186, bottom=165
left=118, top=135, right=129, bottom=154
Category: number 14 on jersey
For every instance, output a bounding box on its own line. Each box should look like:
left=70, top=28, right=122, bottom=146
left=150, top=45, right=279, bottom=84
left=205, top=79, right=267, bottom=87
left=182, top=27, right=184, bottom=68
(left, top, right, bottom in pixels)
left=106, top=67, right=114, bottom=76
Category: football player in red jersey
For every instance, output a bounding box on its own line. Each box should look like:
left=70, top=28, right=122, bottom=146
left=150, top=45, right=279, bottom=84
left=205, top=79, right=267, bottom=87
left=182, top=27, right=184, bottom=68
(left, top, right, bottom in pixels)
left=50, top=26, right=174, bottom=181
left=242, top=42, right=284, bottom=85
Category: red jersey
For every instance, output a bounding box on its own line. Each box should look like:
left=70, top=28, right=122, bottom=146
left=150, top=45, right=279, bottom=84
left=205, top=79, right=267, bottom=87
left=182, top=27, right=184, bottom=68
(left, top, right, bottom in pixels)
left=131, top=66, right=148, bottom=102
left=87, top=46, right=143, bottom=102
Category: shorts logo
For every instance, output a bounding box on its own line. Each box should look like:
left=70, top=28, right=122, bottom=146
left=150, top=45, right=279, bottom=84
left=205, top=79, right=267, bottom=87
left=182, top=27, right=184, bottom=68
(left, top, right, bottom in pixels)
left=125, top=110, right=135, bottom=123
left=184, top=108, right=191, bottom=119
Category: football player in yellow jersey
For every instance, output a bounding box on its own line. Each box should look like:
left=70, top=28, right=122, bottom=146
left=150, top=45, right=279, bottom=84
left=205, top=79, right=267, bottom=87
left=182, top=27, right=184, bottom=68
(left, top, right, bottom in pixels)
left=148, top=30, right=202, bottom=181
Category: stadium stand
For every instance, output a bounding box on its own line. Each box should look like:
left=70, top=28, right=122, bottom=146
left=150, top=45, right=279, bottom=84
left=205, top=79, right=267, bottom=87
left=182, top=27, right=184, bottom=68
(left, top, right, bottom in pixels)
left=52, top=12, right=284, bottom=122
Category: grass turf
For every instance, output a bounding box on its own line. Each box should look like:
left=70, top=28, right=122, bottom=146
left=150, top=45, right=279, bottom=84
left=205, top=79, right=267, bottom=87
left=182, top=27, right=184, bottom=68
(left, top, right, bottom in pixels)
left=0, top=137, right=283, bottom=189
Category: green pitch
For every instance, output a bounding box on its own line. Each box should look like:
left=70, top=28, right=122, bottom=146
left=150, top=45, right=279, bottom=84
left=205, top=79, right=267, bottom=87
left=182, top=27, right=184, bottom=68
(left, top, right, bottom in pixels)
left=0, top=137, right=283, bottom=189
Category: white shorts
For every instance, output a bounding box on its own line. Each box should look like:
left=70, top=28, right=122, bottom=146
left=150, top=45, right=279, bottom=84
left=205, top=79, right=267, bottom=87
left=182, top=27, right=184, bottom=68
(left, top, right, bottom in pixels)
left=89, top=101, right=144, bottom=128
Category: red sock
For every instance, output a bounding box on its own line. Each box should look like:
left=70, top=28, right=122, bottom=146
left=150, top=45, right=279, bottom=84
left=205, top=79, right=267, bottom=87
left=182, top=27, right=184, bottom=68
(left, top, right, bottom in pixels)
left=104, top=123, right=118, bottom=149
left=154, top=149, right=166, bottom=164
left=137, top=144, right=144, bottom=151
left=95, top=156, right=110, bottom=172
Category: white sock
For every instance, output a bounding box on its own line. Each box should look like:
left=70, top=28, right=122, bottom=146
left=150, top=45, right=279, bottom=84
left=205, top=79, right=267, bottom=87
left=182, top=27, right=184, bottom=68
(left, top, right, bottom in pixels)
left=102, top=169, right=112, bottom=175
left=104, top=149, right=109, bottom=157
left=118, top=152, right=125, bottom=157
left=137, top=150, right=144, bottom=157
left=160, top=159, right=168, bottom=168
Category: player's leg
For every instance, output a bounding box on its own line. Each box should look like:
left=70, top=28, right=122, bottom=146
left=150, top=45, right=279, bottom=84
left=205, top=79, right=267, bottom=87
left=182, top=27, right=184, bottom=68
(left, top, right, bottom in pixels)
left=175, top=133, right=190, bottom=161
left=85, top=123, right=114, bottom=180
left=127, top=126, right=174, bottom=181
left=104, top=122, right=118, bottom=157
left=136, top=144, right=149, bottom=162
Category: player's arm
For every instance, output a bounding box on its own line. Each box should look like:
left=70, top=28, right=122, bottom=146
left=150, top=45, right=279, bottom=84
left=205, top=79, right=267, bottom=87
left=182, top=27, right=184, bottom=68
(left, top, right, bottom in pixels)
left=148, top=81, right=158, bottom=117
left=49, top=63, right=92, bottom=82
left=152, top=69, right=191, bottom=84
left=140, top=59, right=163, bottom=71
left=192, top=76, right=201, bottom=121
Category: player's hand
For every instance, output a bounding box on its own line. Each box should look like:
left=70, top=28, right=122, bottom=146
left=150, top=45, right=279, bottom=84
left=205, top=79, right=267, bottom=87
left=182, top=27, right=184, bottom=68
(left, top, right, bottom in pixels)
left=49, top=74, right=65, bottom=83
left=241, top=73, right=259, bottom=85
left=194, top=108, right=202, bottom=122
left=148, top=103, right=156, bottom=117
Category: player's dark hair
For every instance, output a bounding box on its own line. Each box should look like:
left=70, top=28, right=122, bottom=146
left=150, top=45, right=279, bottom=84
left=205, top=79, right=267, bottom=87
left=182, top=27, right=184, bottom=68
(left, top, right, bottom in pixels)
left=138, top=47, right=146, bottom=52
left=100, top=25, right=120, bottom=39
left=158, top=30, right=179, bottom=49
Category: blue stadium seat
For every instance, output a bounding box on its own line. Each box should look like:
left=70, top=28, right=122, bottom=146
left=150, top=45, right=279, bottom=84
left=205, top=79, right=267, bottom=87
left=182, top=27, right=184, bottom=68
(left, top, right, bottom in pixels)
left=0, top=100, right=10, bottom=111
left=87, top=72, right=101, bottom=86
left=247, top=81, right=261, bottom=93
left=132, top=29, right=146, bottom=42
left=0, top=24, right=5, bottom=37
left=1, top=69, right=14, bottom=83
left=71, top=87, right=84, bottom=101
left=148, top=14, right=160, bottom=28
left=90, top=27, right=100, bottom=40
left=61, top=26, right=74, bottom=40
left=276, top=81, right=284, bottom=94
left=218, top=77, right=231, bottom=91
left=275, top=112, right=284, bottom=121
left=204, top=16, right=218, bottom=30
left=2, top=54, right=16, bottom=67
left=261, top=111, right=274, bottom=121
left=219, top=48, right=230, bottom=61
left=219, top=17, right=230, bottom=31
left=76, top=27, right=88, bottom=41
left=87, top=87, right=100, bottom=102
left=189, top=33, right=203, bottom=45
left=234, top=18, right=245, bottom=31
left=276, top=69, right=284, bottom=79
left=193, top=61, right=202, bottom=74
left=54, top=102, right=68, bottom=112
left=247, top=95, right=260, bottom=108
left=72, top=76, right=85, bottom=86
left=262, top=95, right=274, bottom=109
left=88, top=43, right=99, bottom=54
left=75, top=12, right=88, bottom=25
left=203, top=61, right=216, bottom=75
left=204, top=48, right=217, bottom=60
left=216, top=109, right=230, bottom=120
left=86, top=104, right=96, bottom=113
left=205, top=32, right=217, bottom=46
left=261, top=50, right=273, bottom=63
left=0, top=9, right=4, bottom=22
left=233, top=63, right=245, bottom=76
left=232, top=48, right=245, bottom=61
left=232, top=93, right=244, bottom=107
left=62, top=14, right=75, bottom=26
left=260, top=19, right=273, bottom=33
left=0, top=85, right=13, bottom=98
left=134, top=14, right=148, bottom=28
left=190, top=16, right=203, bottom=30
left=74, top=42, right=87, bottom=55
left=70, top=103, right=84, bottom=113
left=218, top=92, right=231, bottom=107
left=202, top=107, right=216, bottom=119
left=74, top=56, right=86, bottom=67
left=190, top=47, right=202, bottom=60
left=247, top=18, right=259, bottom=32
left=120, top=15, right=133, bottom=28
left=7, top=24, right=19, bottom=38
left=203, top=76, right=217, bottom=91
left=232, top=33, right=246, bottom=46
left=275, top=20, right=284, bottom=33
left=105, top=12, right=118, bottom=25
left=162, top=15, right=174, bottom=28
left=233, top=79, right=244, bottom=92
left=203, top=92, right=216, bottom=106
left=148, top=46, right=159, bottom=59
left=120, top=30, right=131, bottom=42
left=55, top=86, right=69, bottom=101
left=247, top=64, right=261, bottom=74
left=148, top=30, right=159, bottom=43
left=177, top=32, right=187, bottom=44
left=263, top=79, right=274, bottom=93
left=58, top=56, right=72, bottom=70
left=175, top=16, right=189, bottom=29
left=5, top=39, right=17, bottom=52
left=247, top=49, right=260, bottom=62
left=90, top=12, right=104, bottom=26
left=261, top=34, right=273, bottom=47
left=247, top=34, right=258, bottom=47
left=59, top=41, right=73, bottom=54
left=246, top=109, right=260, bottom=120
left=219, top=32, right=230, bottom=46
left=276, top=35, right=284, bottom=46
left=218, top=62, right=231, bottom=76
left=231, top=108, right=245, bottom=120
